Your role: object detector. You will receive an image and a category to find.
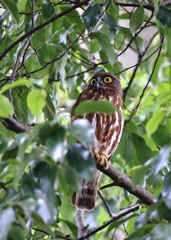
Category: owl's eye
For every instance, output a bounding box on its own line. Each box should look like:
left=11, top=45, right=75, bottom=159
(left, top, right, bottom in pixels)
left=91, top=79, right=96, bottom=85
left=104, top=77, right=112, bottom=83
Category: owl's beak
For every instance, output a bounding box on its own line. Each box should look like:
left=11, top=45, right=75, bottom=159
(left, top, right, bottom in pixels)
left=95, top=77, right=102, bottom=89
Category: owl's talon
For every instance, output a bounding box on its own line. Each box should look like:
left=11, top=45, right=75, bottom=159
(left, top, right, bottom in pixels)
left=96, top=154, right=109, bottom=170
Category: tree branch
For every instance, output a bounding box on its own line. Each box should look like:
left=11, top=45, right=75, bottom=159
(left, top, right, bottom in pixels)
left=115, top=1, right=171, bottom=11
left=76, top=209, right=88, bottom=238
left=77, top=204, right=140, bottom=240
left=96, top=162, right=154, bottom=206
left=2, top=117, right=32, bottom=133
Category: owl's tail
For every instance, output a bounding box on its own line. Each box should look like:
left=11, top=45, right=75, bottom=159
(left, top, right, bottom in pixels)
left=71, top=170, right=101, bottom=211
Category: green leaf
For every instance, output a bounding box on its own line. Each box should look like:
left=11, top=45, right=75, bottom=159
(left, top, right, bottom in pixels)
left=114, top=127, right=134, bottom=162
left=68, top=119, right=95, bottom=146
left=152, top=224, right=171, bottom=239
left=57, top=54, right=68, bottom=90
left=83, top=4, right=101, bottom=31
left=0, top=207, right=15, bottom=240
left=42, top=3, right=55, bottom=21
left=91, top=32, right=117, bottom=65
left=74, top=100, right=116, bottom=115
left=156, top=91, right=171, bottom=105
left=126, top=224, right=155, bottom=239
left=31, top=212, right=54, bottom=236
left=164, top=28, right=171, bottom=58
left=66, top=143, right=95, bottom=181
left=146, top=170, right=163, bottom=189
left=132, top=165, right=151, bottom=186
left=1, top=0, right=19, bottom=23
left=0, top=79, right=32, bottom=94
left=156, top=6, right=171, bottom=28
left=162, top=172, right=171, bottom=208
left=62, top=220, right=77, bottom=238
left=152, top=124, right=170, bottom=147
left=0, top=122, right=15, bottom=137
left=103, top=11, right=118, bottom=34
left=146, top=110, right=166, bottom=137
left=0, top=95, right=13, bottom=117
left=37, top=44, right=50, bottom=65
left=106, top=214, right=137, bottom=236
left=33, top=162, right=57, bottom=204
left=46, top=127, right=67, bottom=162
left=62, top=162, right=81, bottom=192
left=27, top=89, right=46, bottom=117
left=130, top=6, right=144, bottom=34
left=132, top=133, right=152, bottom=164
left=31, top=15, right=46, bottom=49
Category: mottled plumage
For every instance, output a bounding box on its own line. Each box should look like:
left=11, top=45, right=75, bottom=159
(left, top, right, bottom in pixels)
left=71, top=72, right=124, bottom=211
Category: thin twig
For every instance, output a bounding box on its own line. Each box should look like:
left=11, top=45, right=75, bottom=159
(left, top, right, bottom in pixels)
left=100, top=182, right=116, bottom=190
left=0, top=182, right=8, bottom=191
left=8, top=0, right=35, bottom=104
left=32, top=228, right=73, bottom=240
left=77, top=204, right=140, bottom=240
left=125, top=36, right=164, bottom=124
left=98, top=190, right=113, bottom=217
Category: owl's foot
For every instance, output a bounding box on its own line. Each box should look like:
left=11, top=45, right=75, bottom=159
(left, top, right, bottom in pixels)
left=93, top=152, right=109, bottom=170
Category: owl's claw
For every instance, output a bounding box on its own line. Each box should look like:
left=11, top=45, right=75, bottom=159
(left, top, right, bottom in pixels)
left=93, top=152, right=109, bottom=170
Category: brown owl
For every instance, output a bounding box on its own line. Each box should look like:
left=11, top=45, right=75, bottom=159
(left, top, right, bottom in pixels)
left=71, top=72, right=124, bottom=211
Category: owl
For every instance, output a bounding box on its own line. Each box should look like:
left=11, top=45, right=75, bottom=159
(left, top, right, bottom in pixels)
left=71, top=72, right=124, bottom=211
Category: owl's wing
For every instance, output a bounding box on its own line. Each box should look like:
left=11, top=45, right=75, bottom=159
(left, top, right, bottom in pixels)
left=71, top=88, right=101, bottom=211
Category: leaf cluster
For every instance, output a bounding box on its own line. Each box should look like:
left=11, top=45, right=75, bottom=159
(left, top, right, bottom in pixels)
left=0, top=0, right=171, bottom=239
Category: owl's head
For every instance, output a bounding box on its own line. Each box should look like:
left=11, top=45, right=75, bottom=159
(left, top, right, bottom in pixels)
left=88, top=72, right=121, bottom=94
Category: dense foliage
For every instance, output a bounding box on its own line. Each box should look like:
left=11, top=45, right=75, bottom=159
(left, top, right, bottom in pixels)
left=0, top=0, right=171, bottom=239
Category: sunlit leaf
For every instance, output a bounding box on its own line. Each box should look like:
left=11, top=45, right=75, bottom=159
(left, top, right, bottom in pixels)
left=0, top=95, right=13, bottom=117
left=146, top=110, right=166, bottom=137
left=27, top=89, right=46, bottom=117
left=0, top=79, right=32, bottom=94
left=74, top=100, right=116, bottom=115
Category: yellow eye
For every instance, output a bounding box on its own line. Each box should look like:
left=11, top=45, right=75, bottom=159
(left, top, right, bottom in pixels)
left=91, top=79, right=96, bottom=85
left=104, top=77, right=112, bottom=83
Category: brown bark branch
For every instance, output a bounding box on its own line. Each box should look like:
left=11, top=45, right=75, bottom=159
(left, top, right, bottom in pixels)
left=77, top=204, right=140, bottom=240
left=76, top=209, right=88, bottom=238
left=115, top=0, right=171, bottom=11
left=2, top=117, right=32, bottom=133
left=96, top=162, right=154, bottom=206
